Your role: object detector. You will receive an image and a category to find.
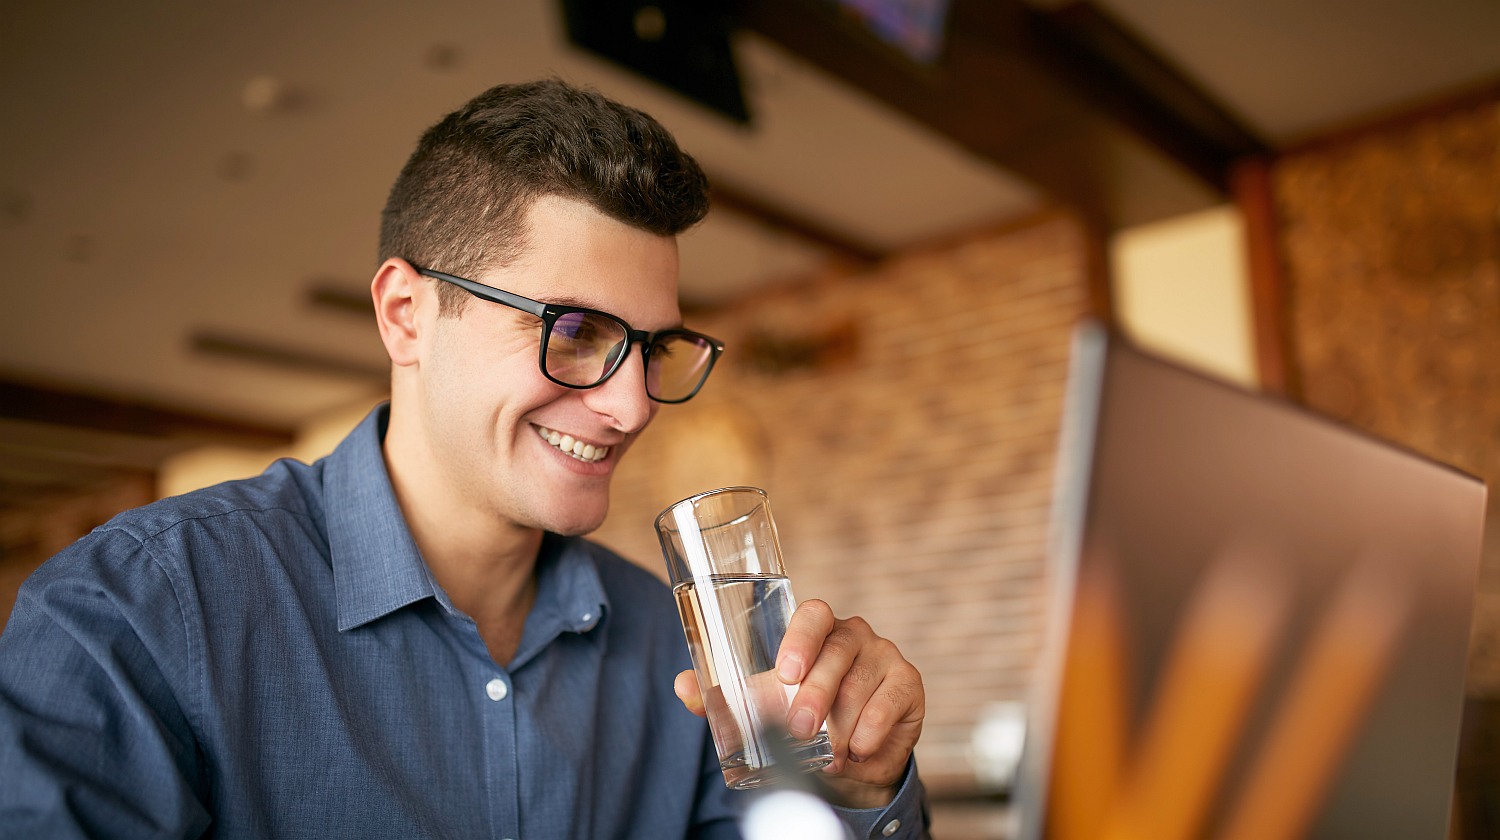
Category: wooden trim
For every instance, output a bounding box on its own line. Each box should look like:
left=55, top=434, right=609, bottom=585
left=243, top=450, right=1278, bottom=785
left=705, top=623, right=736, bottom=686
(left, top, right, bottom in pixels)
left=1230, top=156, right=1297, bottom=398
left=709, top=182, right=885, bottom=265
left=189, top=333, right=390, bottom=384
left=1281, top=76, right=1500, bottom=155
left=897, top=202, right=1071, bottom=257
left=0, top=379, right=295, bottom=448
left=0, top=448, right=154, bottom=494
left=1078, top=212, right=1114, bottom=324
left=307, top=285, right=374, bottom=317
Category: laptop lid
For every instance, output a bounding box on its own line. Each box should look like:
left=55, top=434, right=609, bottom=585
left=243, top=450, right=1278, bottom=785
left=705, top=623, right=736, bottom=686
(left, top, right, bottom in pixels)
left=1018, top=322, right=1487, bottom=840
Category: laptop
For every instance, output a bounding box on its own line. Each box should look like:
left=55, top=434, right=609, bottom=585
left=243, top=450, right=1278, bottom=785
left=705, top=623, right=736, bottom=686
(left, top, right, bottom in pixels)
left=1017, top=322, right=1488, bottom=840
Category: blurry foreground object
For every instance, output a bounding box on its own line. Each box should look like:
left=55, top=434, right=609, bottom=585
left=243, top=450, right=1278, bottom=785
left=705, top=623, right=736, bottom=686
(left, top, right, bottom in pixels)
left=740, top=789, right=847, bottom=840
left=971, top=700, right=1028, bottom=795
left=1017, top=322, right=1487, bottom=840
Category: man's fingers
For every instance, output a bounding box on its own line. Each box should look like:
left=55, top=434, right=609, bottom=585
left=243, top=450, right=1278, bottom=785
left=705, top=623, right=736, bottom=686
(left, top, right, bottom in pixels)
left=786, top=612, right=865, bottom=735
left=783, top=611, right=925, bottom=776
left=777, top=599, right=837, bottom=685
left=798, top=615, right=876, bottom=738
left=674, top=670, right=706, bottom=718
left=828, top=636, right=901, bottom=752
left=845, top=663, right=924, bottom=763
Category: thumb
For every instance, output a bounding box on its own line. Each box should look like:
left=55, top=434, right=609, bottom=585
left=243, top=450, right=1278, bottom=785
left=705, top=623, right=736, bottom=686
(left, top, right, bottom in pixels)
left=674, top=670, right=706, bottom=717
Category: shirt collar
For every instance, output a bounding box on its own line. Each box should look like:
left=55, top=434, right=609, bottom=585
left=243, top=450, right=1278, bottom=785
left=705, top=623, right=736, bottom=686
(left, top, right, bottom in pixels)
left=324, top=404, right=610, bottom=638
left=510, top=533, right=611, bottom=668
left=533, top=533, right=609, bottom=633
left=325, top=404, right=438, bottom=631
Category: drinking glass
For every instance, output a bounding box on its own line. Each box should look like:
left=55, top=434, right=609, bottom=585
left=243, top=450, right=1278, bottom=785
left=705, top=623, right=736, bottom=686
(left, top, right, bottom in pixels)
left=655, top=486, right=835, bottom=789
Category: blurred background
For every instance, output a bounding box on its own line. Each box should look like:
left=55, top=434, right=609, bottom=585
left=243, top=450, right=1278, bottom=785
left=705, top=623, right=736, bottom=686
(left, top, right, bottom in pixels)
left=3, top=0, right=1498, bottom=836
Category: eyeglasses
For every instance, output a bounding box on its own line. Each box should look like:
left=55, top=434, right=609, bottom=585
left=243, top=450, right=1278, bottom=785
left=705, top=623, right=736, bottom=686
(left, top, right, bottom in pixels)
left=416, top=267, right=724, bottom=404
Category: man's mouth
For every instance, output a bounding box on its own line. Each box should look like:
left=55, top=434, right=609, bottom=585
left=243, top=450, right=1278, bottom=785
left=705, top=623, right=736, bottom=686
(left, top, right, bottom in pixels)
left=534, top=424, right=611, bottom=463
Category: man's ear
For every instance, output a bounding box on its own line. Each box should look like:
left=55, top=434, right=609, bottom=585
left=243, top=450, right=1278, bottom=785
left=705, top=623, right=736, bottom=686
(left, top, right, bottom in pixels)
left=372, top=258, right=425, bottom=367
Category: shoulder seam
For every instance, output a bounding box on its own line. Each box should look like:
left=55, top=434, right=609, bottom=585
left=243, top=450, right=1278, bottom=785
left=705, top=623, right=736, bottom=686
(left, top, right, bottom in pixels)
left=104, top=504, right=319, bottom=544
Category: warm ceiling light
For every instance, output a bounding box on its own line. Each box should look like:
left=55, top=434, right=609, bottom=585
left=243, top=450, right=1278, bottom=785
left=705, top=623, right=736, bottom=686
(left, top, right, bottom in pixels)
left=241, top=75, right=284, bottom=115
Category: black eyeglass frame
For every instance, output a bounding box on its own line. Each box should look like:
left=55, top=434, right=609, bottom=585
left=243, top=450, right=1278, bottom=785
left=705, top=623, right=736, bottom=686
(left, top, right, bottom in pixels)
left=415, top=266, right=724, bottom=404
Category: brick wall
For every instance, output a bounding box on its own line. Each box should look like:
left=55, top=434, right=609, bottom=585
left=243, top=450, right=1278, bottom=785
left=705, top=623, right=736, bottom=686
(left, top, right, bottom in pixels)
left=1273, top=96, right=1500, bottom=697
left=591, top=214, right=1092, bottom=790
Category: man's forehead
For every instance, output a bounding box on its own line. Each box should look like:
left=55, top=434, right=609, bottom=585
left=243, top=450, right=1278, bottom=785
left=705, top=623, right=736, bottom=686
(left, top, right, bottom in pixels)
left=488, top=195, right=683, bottom=324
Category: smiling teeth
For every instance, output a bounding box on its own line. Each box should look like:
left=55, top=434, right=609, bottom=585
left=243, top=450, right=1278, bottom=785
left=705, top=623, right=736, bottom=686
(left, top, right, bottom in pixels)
left=535, top=425, right=610, bottom=463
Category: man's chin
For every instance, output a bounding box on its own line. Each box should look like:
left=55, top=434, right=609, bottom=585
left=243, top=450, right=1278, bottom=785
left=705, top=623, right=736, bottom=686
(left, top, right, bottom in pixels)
left=520, top=468, right=616, bottom=535
left=548, top=519, right=604, bottom=538
left=536, top=501, right=610, bottom=537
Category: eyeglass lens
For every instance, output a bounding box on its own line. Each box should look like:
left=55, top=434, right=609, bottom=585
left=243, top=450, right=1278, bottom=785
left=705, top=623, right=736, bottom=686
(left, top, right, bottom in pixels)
left=545, top=312, right=713, bottom=400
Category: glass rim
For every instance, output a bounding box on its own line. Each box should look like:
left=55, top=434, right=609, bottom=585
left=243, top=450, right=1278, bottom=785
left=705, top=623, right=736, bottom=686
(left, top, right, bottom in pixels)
left=653, top=485, right=769, bottom=534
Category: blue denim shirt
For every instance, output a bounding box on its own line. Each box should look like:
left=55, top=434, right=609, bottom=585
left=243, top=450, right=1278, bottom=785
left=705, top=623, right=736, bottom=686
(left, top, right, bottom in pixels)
left=0, top=405, right=928, bottom=839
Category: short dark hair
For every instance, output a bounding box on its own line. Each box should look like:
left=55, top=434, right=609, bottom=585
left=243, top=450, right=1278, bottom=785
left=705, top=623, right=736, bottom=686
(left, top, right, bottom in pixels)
left=379, top=79, right=711, bottom=315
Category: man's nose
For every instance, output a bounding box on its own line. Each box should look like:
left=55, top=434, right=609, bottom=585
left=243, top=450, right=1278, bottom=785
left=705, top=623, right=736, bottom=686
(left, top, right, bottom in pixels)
left=583, top=343, right=655, bottom=432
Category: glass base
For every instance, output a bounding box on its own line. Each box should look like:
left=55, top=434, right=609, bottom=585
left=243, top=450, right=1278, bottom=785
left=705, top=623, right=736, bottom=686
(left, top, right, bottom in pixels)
left=722, top=733, right=835, bottom=790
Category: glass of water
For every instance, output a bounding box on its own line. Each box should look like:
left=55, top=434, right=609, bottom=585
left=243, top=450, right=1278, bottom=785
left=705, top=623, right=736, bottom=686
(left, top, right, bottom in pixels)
left=655, top=486, right=835, bottom=789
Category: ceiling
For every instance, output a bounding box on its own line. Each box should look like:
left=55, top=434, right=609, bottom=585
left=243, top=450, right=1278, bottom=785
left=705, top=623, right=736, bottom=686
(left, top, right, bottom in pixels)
left=2, top=0, right=1499, bottom=514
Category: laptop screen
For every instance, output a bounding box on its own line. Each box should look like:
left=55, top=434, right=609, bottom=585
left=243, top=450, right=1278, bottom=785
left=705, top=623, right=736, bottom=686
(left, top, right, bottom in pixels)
left=1018, top=323, right=1487, bottom=840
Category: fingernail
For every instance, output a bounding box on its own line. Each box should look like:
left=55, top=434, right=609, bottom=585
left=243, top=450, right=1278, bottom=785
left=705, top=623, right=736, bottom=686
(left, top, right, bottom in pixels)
left=778, top=656, right=802, bottom=684
left=848, top=751, right=866, bottom=763
left=790, top=709, right=815, bottom=739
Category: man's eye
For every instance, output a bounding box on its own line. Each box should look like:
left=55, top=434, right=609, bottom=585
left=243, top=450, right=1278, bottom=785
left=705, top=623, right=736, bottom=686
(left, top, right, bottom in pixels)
left=553, top=314, right=603, bottom=343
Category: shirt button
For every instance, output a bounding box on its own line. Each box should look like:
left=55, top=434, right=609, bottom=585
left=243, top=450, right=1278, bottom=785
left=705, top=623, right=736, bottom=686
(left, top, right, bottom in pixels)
left=485, top=678, right=509, bottom=701
left=881, top=818, right=901, bottom=836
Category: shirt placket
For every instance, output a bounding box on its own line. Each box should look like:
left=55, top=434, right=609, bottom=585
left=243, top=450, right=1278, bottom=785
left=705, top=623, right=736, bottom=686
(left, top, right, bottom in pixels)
left=481, top=665, right=522, bottom=840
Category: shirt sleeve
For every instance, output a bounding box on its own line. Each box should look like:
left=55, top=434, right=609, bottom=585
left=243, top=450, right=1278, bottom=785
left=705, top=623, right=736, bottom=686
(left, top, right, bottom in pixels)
left=0, top=527, right=211, bottom=839
left=829, top=757, right=932, bottom=840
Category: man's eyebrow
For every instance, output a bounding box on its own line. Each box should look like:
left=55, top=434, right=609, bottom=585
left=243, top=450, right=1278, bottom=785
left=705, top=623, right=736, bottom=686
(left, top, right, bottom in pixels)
left=542, top=294, right=602, bottom=309
left=543, top=296, right=687, bottom=329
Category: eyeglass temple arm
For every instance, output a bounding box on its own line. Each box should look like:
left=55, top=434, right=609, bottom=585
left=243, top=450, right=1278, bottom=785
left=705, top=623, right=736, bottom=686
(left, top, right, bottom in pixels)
left=419, top=266, right=723, bottom=353
left=416, top=268, right=548, bottom=320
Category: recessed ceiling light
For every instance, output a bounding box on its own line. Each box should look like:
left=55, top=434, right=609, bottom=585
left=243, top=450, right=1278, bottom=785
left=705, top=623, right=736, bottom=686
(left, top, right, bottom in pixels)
left=217, top=151, right=256, bottom=183
left=242, top=75, right=285, bottom=115
left=423, top=43, right=463, bottom=71
left=1, top=190, right=31, bottom=227
left=64, top=234, right=96, bottom=264
left=240, top=74, right=310, bottom=115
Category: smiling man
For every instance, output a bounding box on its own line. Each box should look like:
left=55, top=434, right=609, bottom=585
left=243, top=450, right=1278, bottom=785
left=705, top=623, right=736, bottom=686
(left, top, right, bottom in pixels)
left=0, top=80, right=929, bottom=838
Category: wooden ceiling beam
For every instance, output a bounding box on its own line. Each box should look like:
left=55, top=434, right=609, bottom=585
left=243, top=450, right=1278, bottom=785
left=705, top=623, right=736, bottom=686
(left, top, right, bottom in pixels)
left=736, top=0, right=1268, bottom=231
left=0, top=379, right=295, bottom=449
left=1028, top=1, right=1268, bottom=188
left=710, top=181, right=886, bottom=265
left=188, top=333, right=389, bottom=384
left=0, top=448, right=144, bottom=486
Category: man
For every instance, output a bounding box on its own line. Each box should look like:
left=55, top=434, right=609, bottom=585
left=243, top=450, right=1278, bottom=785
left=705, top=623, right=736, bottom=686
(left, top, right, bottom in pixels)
left=0, top=80, right=929, bottom=838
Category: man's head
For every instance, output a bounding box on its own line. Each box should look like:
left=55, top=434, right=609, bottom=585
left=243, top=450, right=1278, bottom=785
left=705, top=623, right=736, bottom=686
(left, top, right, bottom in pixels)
left=379, top=79, right=711, bottom=316
left=372, top=80, right=715, bottom=543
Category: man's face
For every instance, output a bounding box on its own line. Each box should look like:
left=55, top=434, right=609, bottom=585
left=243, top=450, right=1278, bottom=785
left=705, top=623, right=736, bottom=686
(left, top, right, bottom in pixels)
left=418, top=194, right=681, bottom=536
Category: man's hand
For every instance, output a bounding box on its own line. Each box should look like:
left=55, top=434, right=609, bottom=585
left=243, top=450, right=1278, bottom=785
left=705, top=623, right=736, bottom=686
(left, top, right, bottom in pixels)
left=674, top=599, right=925, bottom=809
